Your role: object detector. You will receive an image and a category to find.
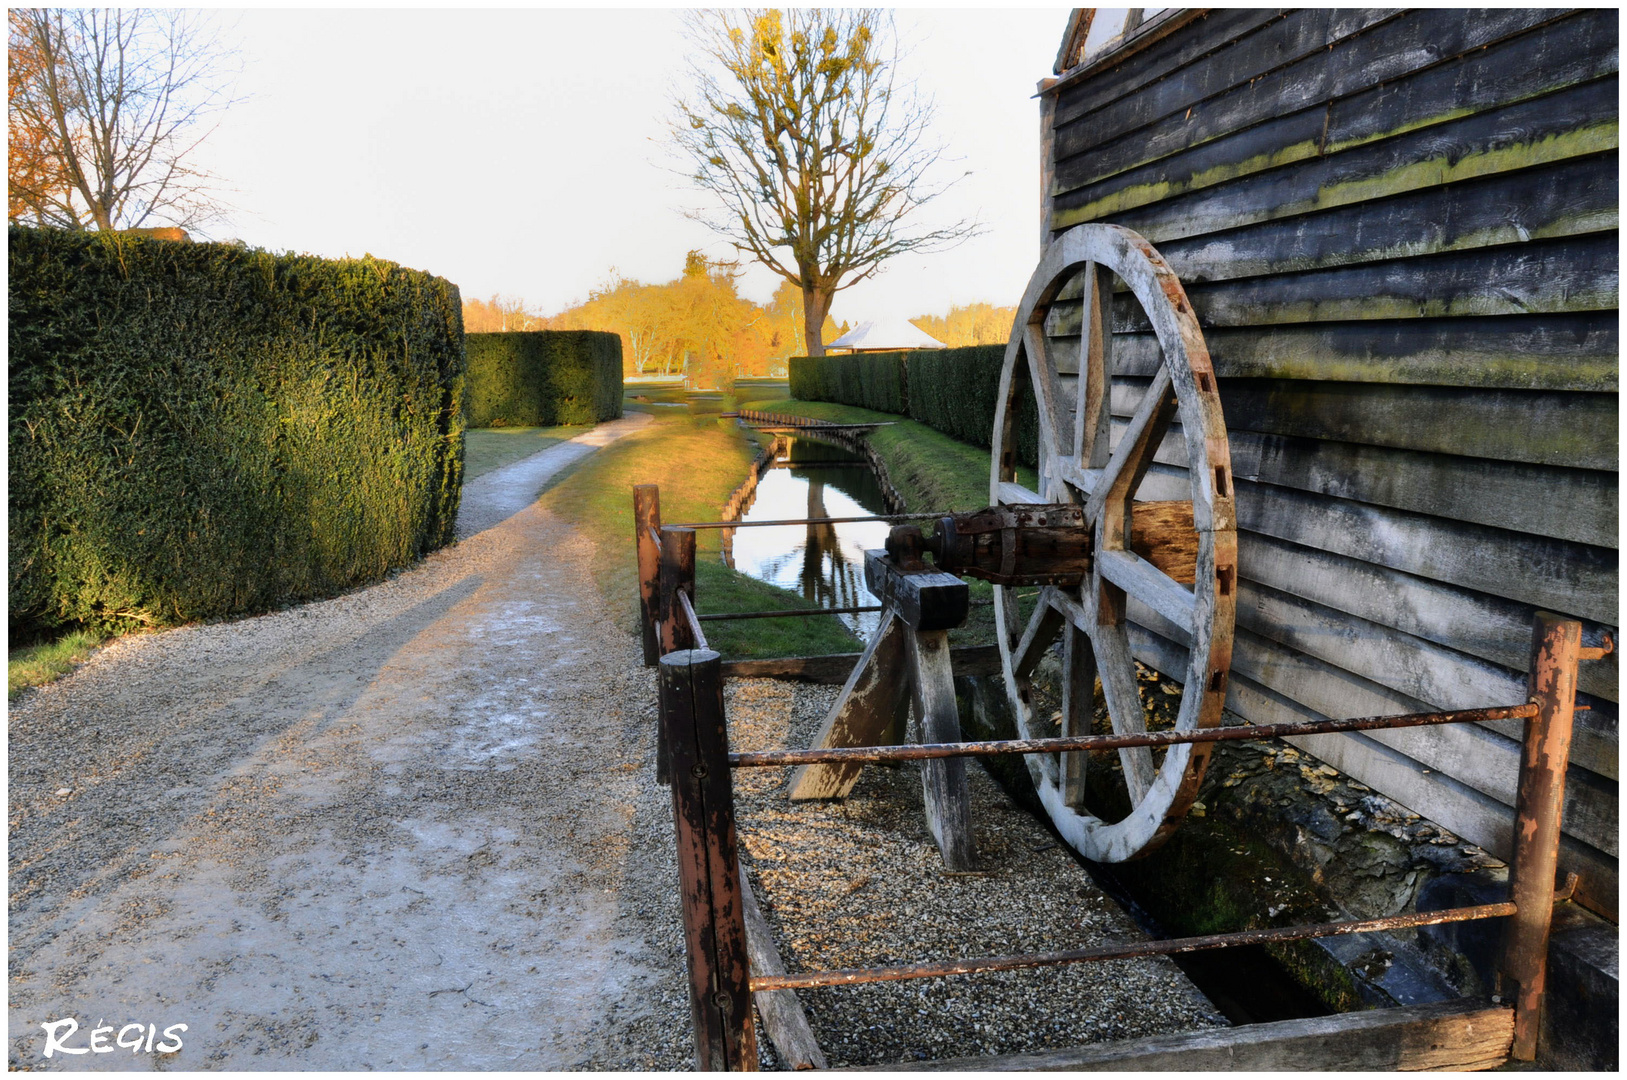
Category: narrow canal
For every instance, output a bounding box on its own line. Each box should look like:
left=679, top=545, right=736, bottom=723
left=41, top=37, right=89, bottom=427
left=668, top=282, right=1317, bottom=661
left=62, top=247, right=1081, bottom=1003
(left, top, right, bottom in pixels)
left=726, top=434, right=891, bottom=638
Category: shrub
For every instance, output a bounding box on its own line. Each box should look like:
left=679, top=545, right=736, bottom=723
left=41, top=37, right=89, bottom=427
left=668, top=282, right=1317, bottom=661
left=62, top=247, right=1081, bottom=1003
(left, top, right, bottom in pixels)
left=789, top=345, right=1038, bottom=467
left=8, top=226, right=466, bottom=641
left=464, top=330, right=623, bottom=427
left=788, top=351, right=905, bottom=413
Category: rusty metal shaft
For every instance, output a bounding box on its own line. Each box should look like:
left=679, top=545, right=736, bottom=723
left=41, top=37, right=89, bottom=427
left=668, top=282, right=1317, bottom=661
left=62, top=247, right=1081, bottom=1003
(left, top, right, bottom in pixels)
left=748, top=902, right=1517, bottom=992
left=729, top=703, right=1539, bottom=768
left=669, top=513, right=946, bottom=530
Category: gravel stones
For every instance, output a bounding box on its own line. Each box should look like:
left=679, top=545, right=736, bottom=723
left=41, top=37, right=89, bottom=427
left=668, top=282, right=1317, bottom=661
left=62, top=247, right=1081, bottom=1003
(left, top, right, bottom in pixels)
left=723, top=679, right=1226, bottom=1068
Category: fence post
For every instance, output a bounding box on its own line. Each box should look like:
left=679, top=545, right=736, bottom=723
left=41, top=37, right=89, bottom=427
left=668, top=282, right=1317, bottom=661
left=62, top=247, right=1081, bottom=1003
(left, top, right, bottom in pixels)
left=635, top=484, right=662, bottom=666
left=660, top=648, right=757, bottom=1071
left=1499, top=612, right=1580, bottom=1061
left=655, top=526, right=697, bottom=786
left=660, top=526, right=697, bottom=654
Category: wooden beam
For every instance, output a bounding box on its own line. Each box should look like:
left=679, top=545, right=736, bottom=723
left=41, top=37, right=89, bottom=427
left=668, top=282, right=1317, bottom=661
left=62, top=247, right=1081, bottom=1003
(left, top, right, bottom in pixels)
left=739, top=872, right=826, bottom=1070
left=906, top=628, right=976, bottom=871
left=863, top=999, right=1514, bottom=1071
left=788, top=611, right=911, bottom=801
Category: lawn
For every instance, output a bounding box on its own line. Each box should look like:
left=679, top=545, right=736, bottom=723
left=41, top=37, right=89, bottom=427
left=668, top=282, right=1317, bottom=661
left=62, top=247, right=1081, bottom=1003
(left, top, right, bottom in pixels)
left=463, top=424, right=584, bottom=480
left=9, top=629, right=107, bottom=698
left=534, top=410, right=861, bottom=659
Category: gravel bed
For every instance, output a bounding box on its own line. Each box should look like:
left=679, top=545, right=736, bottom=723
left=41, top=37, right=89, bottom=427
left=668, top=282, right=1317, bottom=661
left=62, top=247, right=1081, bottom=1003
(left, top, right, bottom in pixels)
left=723, top=679, right=1227, bottom=1069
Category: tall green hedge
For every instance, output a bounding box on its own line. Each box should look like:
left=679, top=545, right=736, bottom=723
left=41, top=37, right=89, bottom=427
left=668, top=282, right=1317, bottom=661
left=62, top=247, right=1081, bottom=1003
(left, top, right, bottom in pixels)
left=8, top=226, right=467, bottom=641
left=789, top=345, right=1038, bottom=467
left=787, top=351, right=906, bottom=414
left=465, top=330, right=623, bottom=427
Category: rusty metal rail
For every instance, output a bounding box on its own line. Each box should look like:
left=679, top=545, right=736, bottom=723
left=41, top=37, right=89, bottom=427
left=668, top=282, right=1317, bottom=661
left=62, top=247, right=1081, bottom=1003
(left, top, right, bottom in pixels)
left=670, top=512, right=947, bottom=529
left=698, top=604, right=884, bottom=622
left=678, top=591, right=708, bottom=651
left=729, top=702, right=1540, bottom=768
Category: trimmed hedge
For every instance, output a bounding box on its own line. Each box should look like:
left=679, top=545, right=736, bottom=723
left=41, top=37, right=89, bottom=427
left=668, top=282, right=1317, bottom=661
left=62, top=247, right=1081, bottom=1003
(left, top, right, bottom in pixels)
left=9, top=226, right=467, bottom=641
left=787, top=351, right=906, bottom=414
left=789, top=345, right=1038, bottom=467
left=465, top=330, right=623, bottom=427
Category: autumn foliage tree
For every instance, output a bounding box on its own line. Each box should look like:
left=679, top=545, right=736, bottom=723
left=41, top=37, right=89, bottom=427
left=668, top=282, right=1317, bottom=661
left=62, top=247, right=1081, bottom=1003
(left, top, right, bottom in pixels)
left=543, top=252, right=845, bottom=384
left=910, top=302, right=1018, bottom=348
left=462, top=294, right=542, bottom=333
left=672, top=9, right=975, bottom=356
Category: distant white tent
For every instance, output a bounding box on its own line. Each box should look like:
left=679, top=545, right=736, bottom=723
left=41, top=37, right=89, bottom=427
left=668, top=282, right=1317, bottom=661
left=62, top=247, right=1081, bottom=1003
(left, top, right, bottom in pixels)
left=826, top=317, right=947, bottom=353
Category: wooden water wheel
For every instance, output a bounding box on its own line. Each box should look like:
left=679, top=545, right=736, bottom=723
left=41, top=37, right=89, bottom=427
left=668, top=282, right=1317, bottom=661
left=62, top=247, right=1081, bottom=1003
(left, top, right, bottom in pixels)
left=990, top=223, right=1237, bottom=862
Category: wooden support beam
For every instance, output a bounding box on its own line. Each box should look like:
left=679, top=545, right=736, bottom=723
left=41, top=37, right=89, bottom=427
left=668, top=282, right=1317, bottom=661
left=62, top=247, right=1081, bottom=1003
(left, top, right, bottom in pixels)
left=739, top=871, right=827, bottom=1070
left=906, top=628, right=976, bottom=872
left=863, top=999, right=1515, bottom=1072
left=660, top=649, right=758, bottom=1071
left=863, top=551, right=968, bottom=632
left=788, top=611, right=911, bottom=800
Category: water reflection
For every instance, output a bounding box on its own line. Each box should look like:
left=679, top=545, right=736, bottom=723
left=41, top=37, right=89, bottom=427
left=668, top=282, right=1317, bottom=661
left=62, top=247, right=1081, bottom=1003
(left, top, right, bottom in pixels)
left=727, top=435, right=893, bottom=638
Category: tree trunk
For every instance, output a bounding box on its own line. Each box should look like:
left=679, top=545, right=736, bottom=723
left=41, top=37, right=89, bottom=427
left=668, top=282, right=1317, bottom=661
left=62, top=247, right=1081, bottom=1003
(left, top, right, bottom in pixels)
left=802, top=283, right=833, bottom=357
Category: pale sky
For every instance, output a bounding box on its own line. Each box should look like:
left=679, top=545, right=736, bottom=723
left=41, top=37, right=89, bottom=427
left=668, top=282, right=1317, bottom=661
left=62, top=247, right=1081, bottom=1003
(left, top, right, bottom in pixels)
left=192, top=7, right=1079, bottom=324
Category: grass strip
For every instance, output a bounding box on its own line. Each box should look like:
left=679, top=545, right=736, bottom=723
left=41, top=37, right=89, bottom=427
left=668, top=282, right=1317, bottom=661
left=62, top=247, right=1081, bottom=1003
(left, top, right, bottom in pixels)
left=9, top=629, right=107, bottom=698
left=534, top=411, right=859, bottom=659
left=463, top=425, right=584, bottom=480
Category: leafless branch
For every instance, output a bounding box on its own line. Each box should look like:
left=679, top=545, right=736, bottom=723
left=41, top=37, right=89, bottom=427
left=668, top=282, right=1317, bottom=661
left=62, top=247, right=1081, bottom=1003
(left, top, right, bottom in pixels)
left=8, top=8, right=239, bottom=231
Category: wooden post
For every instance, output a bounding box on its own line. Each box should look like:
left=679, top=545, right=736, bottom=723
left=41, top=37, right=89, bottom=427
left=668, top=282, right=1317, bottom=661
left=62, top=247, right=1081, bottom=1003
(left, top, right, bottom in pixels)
left=660, top=649, right=758, bottom=1071
left=635, top=485, right=662, bottom=666
left=656, top=526, right=697, bottom=786
left=1499, top=612, right=1580, bottom=1061
left=660, top=526, right=698, bottom=654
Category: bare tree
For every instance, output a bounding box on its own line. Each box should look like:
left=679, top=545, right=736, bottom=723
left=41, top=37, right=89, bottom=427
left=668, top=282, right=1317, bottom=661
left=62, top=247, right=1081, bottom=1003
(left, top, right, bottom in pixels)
left=672, top=9, right=977, bottom=356
left=8, top=8, right=237, bottom=231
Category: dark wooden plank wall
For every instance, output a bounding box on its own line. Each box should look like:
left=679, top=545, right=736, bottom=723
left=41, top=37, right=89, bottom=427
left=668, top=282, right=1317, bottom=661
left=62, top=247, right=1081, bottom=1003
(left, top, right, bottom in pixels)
left=1040, top=8, right=1619, bottom=918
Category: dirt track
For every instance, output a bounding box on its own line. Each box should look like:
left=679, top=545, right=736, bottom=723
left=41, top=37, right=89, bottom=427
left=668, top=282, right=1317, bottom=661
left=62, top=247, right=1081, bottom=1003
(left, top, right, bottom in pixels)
left=7, top=414, right=705, bottom=1069
left=8, top=411, right=1227, bottom=1070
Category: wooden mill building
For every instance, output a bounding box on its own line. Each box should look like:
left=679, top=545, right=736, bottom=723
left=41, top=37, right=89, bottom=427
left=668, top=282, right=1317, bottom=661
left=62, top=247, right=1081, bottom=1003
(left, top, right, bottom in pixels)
left=1037, top=8, right=1618, bottom=925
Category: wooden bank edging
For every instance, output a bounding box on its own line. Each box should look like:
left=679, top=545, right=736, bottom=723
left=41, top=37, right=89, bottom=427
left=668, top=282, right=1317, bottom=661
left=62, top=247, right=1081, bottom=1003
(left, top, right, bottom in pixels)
left=863, top=998, right=1514, bottom=1072
left=737, top=410, right=907, bottom=514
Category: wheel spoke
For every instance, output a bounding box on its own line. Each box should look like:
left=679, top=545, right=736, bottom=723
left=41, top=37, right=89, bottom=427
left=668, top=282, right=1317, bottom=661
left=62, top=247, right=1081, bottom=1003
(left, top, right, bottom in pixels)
left=1012, top=587, right=1065, bottom=681
left=1091, top=615, right=1155, bottom=805
left=1060, top=623, right=1094, bottom=808
left=997, top=481, right=1046, bottom=505
left=1096, top=548, right=1195, bottom=636
left=1073, top=263, right=1113, bottom=473
left=1085, top=367, right=1175, bottom=529
left=998, top=584, right=1022, bottom=650
left=1023, top=322, right=1069, bottom=488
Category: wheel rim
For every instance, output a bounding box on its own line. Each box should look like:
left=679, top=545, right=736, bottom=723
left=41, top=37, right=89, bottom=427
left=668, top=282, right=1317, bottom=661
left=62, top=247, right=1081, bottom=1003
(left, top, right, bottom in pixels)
left=990, top=223, right=1237, bottom=863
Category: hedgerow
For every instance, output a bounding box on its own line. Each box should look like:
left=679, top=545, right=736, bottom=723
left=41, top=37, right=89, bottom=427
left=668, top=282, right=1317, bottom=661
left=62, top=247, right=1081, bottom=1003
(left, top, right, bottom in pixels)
left=9, top=226, right=466, bottom=640
left=464, top=330, right=623, bottom=427
left=789, top=345, right=1037, bottom=466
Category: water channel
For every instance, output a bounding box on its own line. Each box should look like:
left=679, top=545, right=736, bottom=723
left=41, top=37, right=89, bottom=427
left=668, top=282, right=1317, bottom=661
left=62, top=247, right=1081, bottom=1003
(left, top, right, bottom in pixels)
left=726, top=433, right=891, bottom=638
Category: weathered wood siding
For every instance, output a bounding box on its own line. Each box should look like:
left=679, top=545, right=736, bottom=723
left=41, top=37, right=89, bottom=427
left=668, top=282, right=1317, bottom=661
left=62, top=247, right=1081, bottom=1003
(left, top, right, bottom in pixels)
left=1041, top=8, right=1619, bottom=917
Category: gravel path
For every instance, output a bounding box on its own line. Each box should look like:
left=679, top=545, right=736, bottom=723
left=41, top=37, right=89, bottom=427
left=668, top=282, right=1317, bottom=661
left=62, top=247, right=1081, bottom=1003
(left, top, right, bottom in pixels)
left=9, top=411, right=1223, bottom=1070
left=7, top=415, right=699, bottom=1070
